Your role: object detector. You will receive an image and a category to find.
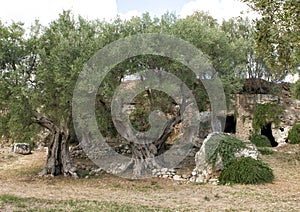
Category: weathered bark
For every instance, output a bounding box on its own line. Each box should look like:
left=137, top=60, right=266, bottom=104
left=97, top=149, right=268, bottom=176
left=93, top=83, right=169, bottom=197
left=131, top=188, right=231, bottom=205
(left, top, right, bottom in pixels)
left=111, top=76, right=197, bottom=177
left=129, top=114, right=182, bottom=176
left=33, top=111, right=77, bottom=177
left=116, top=95, right=191, bottom=177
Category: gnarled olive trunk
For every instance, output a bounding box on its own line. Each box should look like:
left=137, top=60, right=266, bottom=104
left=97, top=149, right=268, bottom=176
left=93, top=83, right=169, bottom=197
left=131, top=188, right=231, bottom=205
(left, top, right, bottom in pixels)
left=129, top=114, right=182, bottom=176
left=114, top=97, right=189, bottom=177
left=34, top=112, right=77, bottom=177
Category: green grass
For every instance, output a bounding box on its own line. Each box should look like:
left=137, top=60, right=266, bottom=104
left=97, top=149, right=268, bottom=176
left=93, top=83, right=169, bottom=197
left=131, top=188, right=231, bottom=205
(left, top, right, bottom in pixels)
left=136, top=183, right=163, bottom=192
left=0, top=194, right=23, bottom=203
left=7, top=154, right=14, bottom=159
left=0, top=194, right=29, bottom=209
left=0, top=194, right=170, bottom=212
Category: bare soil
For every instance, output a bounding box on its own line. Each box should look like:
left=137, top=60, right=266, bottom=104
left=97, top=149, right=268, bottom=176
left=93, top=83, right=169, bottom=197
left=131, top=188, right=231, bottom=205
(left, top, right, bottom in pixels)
left=0, top=145, right=299, bottom=211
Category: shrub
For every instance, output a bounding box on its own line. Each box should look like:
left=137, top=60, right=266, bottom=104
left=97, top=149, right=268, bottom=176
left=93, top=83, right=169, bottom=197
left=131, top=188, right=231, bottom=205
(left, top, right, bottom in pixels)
left=252, top=103, right=282, bottom=134
left=219, top=157, right=274, bottom=185
left=250, top=135, right=271, bottom=147
left=291, top=80, right=300, bottom=100
left=205, top=134, right=246, bottom=169
left=288, top=124, right=300, bottom=144
left=258, top=147, right=274, bottom=155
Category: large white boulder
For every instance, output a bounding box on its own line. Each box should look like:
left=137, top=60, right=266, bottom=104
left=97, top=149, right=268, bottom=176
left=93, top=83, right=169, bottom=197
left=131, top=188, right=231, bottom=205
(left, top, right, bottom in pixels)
left=190, top=133, right=259, bottom=184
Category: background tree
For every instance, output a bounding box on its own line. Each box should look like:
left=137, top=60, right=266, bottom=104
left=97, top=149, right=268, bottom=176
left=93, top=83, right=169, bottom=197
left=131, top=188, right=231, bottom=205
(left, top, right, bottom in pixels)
left=0, top=21, right=39, bottom=143
left=171, top=12, right=250, bottom=105
left=221, top=17, right=281, bottom=94
left=221, top=17, right=271, bottom=80
left=242, top=0, right=300, bottom=80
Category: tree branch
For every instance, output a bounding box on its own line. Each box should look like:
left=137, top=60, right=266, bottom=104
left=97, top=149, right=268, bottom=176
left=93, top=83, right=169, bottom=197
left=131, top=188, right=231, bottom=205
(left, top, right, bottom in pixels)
left=33, top=111, right=59, bottom=132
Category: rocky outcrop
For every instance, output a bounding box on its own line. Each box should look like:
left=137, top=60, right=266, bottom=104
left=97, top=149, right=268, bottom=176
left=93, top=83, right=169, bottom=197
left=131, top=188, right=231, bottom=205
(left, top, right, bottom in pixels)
left=232, top=94, right=299, bottom=145
left=11, top=143, right=31, bottom=155
left=190, top=133, right=259, bottom=184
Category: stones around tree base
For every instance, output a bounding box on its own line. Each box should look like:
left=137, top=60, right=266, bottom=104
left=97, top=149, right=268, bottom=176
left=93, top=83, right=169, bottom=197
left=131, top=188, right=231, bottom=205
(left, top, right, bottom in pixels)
left=70, top=145, right=88, bottom=159
left=152, top=168, right=176, bottom=179
left=11, top=143, right=31, bottom=155
left=151, top=168, right=219, bottom=185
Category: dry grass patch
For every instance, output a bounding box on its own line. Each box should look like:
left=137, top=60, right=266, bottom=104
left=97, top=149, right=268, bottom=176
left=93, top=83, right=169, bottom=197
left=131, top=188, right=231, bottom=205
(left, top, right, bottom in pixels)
left=0, top=145, right=299, bottom=211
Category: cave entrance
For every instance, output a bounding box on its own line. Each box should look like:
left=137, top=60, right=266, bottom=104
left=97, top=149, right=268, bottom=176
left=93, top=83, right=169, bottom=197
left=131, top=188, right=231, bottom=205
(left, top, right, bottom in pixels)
left=224, top=115, right=236, bottom=134
left=261, top=123, right=278, bottom=147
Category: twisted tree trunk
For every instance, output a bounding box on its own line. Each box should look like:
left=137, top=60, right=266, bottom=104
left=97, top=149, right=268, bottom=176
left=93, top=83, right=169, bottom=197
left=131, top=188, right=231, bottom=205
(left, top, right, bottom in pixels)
left=129, top=114, right=182, bottom=176
left=33, top=112, right=77, bottom=177
left=114, top=95, right=191, bottom=177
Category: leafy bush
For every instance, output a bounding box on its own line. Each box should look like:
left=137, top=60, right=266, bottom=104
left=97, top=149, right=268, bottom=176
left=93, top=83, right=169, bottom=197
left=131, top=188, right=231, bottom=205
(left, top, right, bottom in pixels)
left=205, top=134, right=246, bottom=169
left=250, top=135, right=271, bottom=147
left=258, top=147, right=274, bottom=155
left=253, top=103, right=282, bottom=134
left=288, top=124, right=300, bottom=144
left=219, top=157, right=274, bottom=185
left=291, top=80, right=300, bottom=100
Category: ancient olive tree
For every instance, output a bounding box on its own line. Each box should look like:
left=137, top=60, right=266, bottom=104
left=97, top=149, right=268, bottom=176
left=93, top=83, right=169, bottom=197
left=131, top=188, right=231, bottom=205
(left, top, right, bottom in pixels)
left=82, top=13, right=229, bottom=176
left=0, top=12, right=103, bottom=176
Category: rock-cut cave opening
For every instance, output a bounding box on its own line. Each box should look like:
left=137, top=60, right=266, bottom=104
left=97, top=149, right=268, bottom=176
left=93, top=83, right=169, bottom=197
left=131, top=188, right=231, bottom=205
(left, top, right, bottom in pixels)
left=261, top=123, right=278, bottom=147
left=224, top=115, right=236, bottom=134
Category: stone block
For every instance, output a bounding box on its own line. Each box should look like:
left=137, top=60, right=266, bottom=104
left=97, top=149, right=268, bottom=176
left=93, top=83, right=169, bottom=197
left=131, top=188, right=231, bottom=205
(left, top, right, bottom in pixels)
left=12, top=143, right=31, bottom=155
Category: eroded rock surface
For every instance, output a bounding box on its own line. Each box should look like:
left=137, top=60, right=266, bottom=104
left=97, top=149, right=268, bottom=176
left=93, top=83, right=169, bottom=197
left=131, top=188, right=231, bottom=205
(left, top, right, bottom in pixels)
left=190, top=133, right=259, bottom=184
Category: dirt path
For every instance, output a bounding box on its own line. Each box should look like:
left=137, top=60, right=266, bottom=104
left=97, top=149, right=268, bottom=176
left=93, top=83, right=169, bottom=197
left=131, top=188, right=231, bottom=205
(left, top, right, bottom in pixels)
left=0, top=146, right=299, bottom=211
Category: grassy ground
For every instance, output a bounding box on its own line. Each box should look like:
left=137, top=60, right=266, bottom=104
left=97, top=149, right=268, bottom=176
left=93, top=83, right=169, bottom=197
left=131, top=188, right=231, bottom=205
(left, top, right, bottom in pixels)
left=0, top=194, right=170, bottom=212
left=0, top=144, right=299, bottom=211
